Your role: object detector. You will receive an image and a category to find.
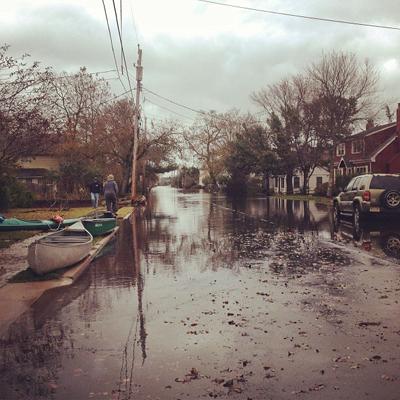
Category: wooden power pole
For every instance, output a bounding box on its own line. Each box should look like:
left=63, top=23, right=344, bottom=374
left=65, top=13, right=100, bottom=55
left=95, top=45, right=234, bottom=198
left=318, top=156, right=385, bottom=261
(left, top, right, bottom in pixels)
left=131, top=45, right=143, bottom=201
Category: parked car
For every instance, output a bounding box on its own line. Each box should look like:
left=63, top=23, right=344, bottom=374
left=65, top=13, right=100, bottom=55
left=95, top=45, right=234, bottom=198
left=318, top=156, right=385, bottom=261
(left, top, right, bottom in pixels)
left=333, top=174, right=400, bottom=224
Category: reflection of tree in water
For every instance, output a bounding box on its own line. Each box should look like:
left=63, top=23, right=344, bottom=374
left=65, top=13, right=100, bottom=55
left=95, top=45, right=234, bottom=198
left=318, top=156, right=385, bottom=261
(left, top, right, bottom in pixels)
left=0, top=280, right=88, bottom=399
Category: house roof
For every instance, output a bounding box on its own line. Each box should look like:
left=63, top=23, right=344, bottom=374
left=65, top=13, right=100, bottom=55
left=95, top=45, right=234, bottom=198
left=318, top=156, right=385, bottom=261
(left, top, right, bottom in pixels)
left=347, top=122, right=396, bottom=140
left=369, top=134, right=398, bottom=161
left=15, top=168, right=54, bottom=178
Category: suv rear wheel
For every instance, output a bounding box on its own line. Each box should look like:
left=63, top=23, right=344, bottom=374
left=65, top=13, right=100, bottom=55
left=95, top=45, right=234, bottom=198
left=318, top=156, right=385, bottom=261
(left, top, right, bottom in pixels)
left=381, top=190, right=400, bottom=209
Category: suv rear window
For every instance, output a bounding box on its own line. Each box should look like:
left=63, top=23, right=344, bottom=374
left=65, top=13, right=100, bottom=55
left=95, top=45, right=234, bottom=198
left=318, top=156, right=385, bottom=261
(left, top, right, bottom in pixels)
left=370, top=176, right=400, bottom=190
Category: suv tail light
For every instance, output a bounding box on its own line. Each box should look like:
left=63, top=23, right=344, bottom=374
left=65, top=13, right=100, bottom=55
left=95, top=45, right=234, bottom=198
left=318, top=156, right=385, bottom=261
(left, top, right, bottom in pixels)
left=362, top=190, right=371, bottom=202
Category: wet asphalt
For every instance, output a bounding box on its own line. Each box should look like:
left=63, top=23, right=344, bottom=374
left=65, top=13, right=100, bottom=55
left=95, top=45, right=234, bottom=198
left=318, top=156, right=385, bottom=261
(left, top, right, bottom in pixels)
left=0, top=186, right=399, bottom=400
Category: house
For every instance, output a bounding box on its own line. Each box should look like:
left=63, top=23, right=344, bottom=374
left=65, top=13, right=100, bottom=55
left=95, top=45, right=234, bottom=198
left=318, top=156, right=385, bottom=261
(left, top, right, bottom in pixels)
left=334, top=104, right=400, bottom=176
left=16, top=155, right=60, bottom=199
left=270, top=166, right=330, bottom=194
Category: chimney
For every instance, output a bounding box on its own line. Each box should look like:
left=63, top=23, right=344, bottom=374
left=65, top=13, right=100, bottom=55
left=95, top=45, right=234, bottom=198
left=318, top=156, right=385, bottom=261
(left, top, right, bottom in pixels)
left=366, top=119, right=374, bottom=131
left=397, top=103, right=400, bottom=135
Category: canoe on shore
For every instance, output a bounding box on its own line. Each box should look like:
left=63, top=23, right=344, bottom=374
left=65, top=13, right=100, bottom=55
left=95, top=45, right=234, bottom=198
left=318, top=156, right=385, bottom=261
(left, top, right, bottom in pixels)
left=82, top=212, right=117, bottom=236
left=28, top=221, right=93, bottom=275
left=0, top=216, right=81, bottom=232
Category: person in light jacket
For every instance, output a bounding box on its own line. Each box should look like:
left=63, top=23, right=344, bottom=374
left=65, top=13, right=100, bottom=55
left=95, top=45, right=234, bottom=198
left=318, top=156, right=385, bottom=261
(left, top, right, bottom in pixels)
left=103, top=174, right=118, bottom=214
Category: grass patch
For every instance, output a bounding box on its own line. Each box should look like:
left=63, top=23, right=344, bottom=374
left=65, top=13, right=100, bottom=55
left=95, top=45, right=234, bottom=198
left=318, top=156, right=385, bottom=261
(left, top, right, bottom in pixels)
left=272, top=194, right=332, bottom=205
left=3, top=207, right=93, bottom=220
left=0, top=207, right=94, bottom=250
left=116, top=206, right=133, bottom=219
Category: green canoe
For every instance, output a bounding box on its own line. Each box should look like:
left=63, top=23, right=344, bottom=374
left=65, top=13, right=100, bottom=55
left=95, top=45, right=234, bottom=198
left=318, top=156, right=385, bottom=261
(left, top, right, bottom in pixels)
left=0, top=216, right=81, bottom=232
left=82, top=213, right=117, bottom=236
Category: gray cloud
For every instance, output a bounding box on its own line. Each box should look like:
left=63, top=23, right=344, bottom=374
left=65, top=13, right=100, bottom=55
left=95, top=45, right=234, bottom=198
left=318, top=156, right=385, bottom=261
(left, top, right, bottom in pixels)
left=1, top=0, right=400, bottom=122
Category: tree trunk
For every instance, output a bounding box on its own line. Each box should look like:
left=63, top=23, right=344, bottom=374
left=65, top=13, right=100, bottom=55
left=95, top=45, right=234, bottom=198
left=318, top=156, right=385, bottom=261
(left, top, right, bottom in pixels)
left=121, top=157, right=132, bottom=195
left=327, top=149, right=335, bottom=197
left=302, top=166, right=310, bottom=195
left=264, top=172, right=270, bottom=195
left=286, top=170, right=293, bottom=194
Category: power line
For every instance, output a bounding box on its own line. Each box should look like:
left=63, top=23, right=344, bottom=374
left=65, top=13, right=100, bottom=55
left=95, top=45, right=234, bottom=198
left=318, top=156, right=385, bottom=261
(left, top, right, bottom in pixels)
left=100, top=88, right=135, bottom=106
left=144, top=97, right=197, bottom=121
left=120, top=0, right=123, bottom=72
left=101, top=0, right=127, bottom=92
left=91, top=69, right=118, bottom=75
left=111, top=0, right=134, bottom=98
left=196, top=0, right=400, bottom=31
left=143, top=87, right=264, bottom=125
left=143, top=87, right=202, bottom=114
left=128, top=0, right=140, bottom=46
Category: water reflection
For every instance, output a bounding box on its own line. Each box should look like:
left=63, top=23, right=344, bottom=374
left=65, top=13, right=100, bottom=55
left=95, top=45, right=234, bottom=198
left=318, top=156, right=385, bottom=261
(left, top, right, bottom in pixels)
left=1, top=187, right=399, bottom=399
left=333, top=217, right=400, bottom=261
left=0, top=280, right=88, bottom=399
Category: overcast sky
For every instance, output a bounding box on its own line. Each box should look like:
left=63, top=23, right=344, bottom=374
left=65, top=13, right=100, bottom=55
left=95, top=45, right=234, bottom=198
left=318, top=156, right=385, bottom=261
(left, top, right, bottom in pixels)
left=1, top=0, right=400, bottom=125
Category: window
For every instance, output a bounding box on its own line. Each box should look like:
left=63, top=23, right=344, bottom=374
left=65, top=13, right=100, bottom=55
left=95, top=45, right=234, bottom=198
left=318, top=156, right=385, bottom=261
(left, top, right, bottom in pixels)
left=352, top=177, right=361, bottom=191
left=280, top=177, right=285, bottom=188
left=352, top=139, right=363, bottom=154
left=294, top=176, right=300, bottom=189
left=336, top=143, right=345, bottom=156
left=316, top=177, right=323, bottom=187
left=345, top=178, right=356, bottom=191
left=355, top=166, right=368, bottom=174
left=370, top=176, right=400, bottom=190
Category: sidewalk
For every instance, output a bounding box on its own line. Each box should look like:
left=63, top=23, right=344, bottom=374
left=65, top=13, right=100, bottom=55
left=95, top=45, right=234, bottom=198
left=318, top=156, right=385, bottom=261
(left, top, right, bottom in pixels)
left=0, top=207, right=133, bottom=336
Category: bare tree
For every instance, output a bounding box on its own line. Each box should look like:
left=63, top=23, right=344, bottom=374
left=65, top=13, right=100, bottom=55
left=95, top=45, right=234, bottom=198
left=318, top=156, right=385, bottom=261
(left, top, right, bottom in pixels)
left=97, top=100, right=180, bottom=194
left=0, top=45, right=56, bottom=174
left=308, top=51, right=379, bottom=195
left=183, top=110, right=248, bottom=187
left=46, top=67, right=111, bottom=142
left=252, top=75, right=319, bottom=194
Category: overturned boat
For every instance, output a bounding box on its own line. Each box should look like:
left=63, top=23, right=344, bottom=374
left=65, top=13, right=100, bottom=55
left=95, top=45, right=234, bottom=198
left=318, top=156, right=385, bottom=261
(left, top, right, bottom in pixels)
left=0, top=216, right=81, bottom=232
left=28, top=221, right=93, bottom=275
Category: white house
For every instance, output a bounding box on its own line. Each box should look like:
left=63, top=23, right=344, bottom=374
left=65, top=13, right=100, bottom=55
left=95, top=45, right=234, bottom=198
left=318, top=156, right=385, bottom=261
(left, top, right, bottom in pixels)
left=270, top=166, right=330, bottom=194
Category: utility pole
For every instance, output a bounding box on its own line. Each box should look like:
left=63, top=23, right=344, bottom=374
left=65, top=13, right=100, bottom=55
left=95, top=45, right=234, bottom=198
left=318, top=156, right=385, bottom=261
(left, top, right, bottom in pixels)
left=131, top=45, right=143, bottom=201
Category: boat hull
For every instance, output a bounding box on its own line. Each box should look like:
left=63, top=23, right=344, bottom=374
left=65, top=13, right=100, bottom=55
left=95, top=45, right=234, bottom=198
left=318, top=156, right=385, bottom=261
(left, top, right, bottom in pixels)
left=82, top=217, right=117, bottom=236
left=28, top=221, right=93, bottom=275
left=0, top=218, right=81, bottom=232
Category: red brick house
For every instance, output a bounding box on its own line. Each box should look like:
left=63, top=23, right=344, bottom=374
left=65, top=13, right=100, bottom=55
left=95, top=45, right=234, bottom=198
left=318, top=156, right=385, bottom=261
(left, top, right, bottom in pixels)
left=334, top=104, right=400, bottom=177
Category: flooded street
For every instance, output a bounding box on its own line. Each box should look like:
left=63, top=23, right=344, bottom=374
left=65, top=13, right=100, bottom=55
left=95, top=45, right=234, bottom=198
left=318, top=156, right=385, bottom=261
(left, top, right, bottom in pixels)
left=1, top=186, right=400, bottom=400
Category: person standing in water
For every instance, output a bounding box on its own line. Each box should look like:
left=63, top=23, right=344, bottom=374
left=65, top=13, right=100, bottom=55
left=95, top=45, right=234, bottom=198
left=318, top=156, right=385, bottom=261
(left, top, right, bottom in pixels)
left=103, top=174, right=118, bottom=214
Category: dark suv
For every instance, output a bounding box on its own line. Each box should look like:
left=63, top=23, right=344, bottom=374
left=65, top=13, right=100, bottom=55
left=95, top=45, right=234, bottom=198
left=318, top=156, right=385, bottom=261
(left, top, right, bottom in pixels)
left=333, top=174, right=400, bottom=224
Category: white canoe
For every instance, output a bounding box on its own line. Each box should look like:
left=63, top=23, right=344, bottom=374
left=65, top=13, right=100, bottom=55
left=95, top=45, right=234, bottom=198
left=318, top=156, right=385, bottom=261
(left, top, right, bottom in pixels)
left=28, top=221, right=93, bottom=275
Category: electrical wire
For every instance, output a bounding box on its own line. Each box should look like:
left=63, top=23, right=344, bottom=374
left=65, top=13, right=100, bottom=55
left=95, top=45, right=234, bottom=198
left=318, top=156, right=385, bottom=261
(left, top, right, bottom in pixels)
left=195, top=0, right=400, bottom=31
left=101, top=0, right=126, bottom=92
left=129, top=0, right=140, bottom=46
left=111, top=0, right=135, bottom=98
left=143, top=86, right=263, bottom=125
left=100, top=88, right=136, bottom=106
left=144, top=96, right=197, bottom=121
left=143, top=87, right=202, bottom=115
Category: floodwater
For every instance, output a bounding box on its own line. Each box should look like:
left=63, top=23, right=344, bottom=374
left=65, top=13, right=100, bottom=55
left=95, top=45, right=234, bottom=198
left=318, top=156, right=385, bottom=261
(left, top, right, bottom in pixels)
left=1, top=186, right=400, bottom=400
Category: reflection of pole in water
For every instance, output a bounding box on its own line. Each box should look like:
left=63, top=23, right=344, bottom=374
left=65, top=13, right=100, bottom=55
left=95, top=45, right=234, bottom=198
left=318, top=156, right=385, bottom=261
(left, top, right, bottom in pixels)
left=116, top=211, right=147, bottom=399
left=132, top=211, right=147, bottom=364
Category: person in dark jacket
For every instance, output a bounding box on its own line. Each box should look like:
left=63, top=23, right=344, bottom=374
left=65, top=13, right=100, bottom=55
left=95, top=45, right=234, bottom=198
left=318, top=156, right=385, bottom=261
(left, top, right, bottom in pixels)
left=89, top=177, right=102, bottom=209
left=103, top=174, right=118, bottom=214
